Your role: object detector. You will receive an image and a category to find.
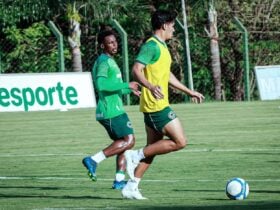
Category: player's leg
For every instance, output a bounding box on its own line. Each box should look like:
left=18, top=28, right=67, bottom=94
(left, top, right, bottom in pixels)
left=140, top=118, right=187, bottom=157
left=134, top=125, right=163, bottom=178
left=105, top=134, right=135, bottom=189
left=103, top=134, right=135, bottom=157
left=123, top=110, right=187, bottom=199
left=82, top=136, right=134, bottom=182
left=162, top=117, right=187, bottom=151
left=112, top=153, right=127, bottom=190
left=109, top=118, right=135, bottom=189
left=122, top=126, right=162, bottom=199
left=83, top=113, right=135, bottom=183
left=124, top=124, right=162, bottom=180
left=124, top=112, right=186, bottom=181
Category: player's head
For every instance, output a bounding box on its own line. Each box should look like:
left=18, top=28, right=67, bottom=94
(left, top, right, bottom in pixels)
left=151, top=10, right=177, bottom=31
left=151, top=10, right=177, bottom=40
left=97, top=29, right=118, bottom=56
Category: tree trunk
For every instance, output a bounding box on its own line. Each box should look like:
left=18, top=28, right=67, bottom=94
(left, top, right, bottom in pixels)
left=207, top=3, right=222, bottom=100
left=68, top=19, right=82, bottom=72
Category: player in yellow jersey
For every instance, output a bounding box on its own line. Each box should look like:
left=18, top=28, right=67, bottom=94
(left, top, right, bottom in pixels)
left=122, top=10, right=204, bottom=199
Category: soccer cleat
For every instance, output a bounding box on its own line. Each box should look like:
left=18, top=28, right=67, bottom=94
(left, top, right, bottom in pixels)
left=122, top=182, right=147, bottom=200
left=124, top=150, right=139, bottom=180
left=112, top=180, right=127, bottom=190
left=82, top=156, right=97, bottom=181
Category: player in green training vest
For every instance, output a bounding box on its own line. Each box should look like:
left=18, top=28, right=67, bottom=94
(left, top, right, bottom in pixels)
left=82, top=29, right=141, bottom=190
left=122, top=10, right=205, bottom=199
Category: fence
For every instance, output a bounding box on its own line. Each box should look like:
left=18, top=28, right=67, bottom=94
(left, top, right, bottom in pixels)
left=1, top=20, right=280, bottom=104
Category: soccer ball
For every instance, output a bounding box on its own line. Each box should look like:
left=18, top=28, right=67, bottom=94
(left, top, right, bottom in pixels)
left=226, top=177, right=249, bottom=200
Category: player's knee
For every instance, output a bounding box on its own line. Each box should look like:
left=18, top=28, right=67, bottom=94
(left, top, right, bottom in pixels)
left=176, top=137, right=187, bottom=150
left=124, top=134, right=135, bottom=149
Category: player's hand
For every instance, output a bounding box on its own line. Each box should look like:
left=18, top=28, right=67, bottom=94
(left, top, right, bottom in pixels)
left=190, top=91, right=204, bottom=104
left=132, top=89, right=141, bottom=97
left=129, top=81, right=141, bottom=91
left=150, top=85, right=164, bottom=99
left=129, top=81, right=141, bottom=97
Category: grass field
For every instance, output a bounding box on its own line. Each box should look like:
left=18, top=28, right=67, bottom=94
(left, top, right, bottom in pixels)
left=0, top=101, right=280, bottom=210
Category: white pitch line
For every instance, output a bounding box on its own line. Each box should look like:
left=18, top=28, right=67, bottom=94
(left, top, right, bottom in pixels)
left=179, top=148, right=280, bottom=153
left=0, top=153, right=85, bottom=157
left=0, top=148, right=279, bottom=157
left=0, top=176, right=280, bottom=182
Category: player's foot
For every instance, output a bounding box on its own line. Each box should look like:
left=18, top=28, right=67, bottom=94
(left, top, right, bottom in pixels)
left=82, top=156, right=97, bottom=181
left=124, top=150, right=139, bottom=180
left=112, top=180, right=127, bottom=190
left=121, top=181, right=147, bottom=200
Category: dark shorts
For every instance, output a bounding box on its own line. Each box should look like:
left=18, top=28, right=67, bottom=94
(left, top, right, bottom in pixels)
left=144, top=106, right=177, bottom=133
left=98, top=113, right=134, bottom=140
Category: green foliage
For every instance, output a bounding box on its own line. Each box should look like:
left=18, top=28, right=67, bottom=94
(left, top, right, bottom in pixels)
left=1, top=0, right=280, bottom=101
left=3, top=22, right=58, bottom=73
left=251, top=40, right=280, bottom=65
left=66, top=2, right=82, bottom=23
left=0, top=0, right=52, bottom=28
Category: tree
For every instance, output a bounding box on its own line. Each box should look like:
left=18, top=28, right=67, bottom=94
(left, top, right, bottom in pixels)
left=205, top=1, right=222, bottom=100
left=66, top=2, right=83, bottom=72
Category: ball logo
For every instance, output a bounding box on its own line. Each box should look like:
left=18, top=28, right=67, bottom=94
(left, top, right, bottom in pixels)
left=168, top=111, right=176, bottom=120
left=127, top=121, right=132, bottom=128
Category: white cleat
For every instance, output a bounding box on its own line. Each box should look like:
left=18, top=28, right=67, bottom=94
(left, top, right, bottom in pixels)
left=124, top=150, right=139, bottom=180
left=122, top=182, right=147, bottom=200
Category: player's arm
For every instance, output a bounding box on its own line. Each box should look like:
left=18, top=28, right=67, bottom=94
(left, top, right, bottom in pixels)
left=169, top=72, right=205, bottom=103
left=132, top=62, right=163, bottom=99
left=95, top=60, right=134, bottom=94
left=96, top=76, right=130, bottom=92
left=97, top=76, right=140, bottom=97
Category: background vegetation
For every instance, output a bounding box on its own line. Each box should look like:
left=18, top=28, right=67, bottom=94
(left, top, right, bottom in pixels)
left=0, top=0, right=280, bottom=101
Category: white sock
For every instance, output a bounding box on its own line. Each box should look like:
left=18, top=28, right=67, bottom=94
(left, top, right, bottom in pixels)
left=137, top=148, right=145, bottom=160
left=115, top=171, right=125, bottom=182
left=134, top=177, right=141, bottom=188
left=91, top=151, right=106, bottom=164
left=127, top=179, right=138, bottom=189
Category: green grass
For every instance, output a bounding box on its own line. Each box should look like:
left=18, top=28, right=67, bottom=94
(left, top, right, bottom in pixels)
left=0, top=101, right=280, bottom=210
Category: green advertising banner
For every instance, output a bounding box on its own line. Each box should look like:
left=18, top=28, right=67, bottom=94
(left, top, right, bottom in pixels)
left=0, top=72, right=96, bottom=112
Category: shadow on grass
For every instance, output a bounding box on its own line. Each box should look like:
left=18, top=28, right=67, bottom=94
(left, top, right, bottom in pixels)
left=173, top=189, right=223, bottom=193
left=0, top=193, right=279, bottom=210
left=251, top=190, right=280, bottom=194
left=0, top=193, right=123, bottom=200
left=0, top=186, right=61, bottom=190
left=128, top=202, right=280, bottom=210
left=174, top=189, right=280, bottom=194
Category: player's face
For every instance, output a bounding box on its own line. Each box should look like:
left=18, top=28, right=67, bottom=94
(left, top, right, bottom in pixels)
left=164, top=21, right=175, bottom=40
left=103, top=35, right=118, bottom=56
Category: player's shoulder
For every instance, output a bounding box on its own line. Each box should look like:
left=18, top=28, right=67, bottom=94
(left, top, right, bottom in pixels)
left=96, top=53, right=110, bottom=63
left=145, top=38, right=158, bottom=47
left=141, top=38, right=159, bottom=53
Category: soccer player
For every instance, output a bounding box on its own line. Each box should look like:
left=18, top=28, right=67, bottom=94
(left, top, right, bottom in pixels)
left=82, top=28, right=141, bottom=190
left=122, top=10, right=204, bottom=199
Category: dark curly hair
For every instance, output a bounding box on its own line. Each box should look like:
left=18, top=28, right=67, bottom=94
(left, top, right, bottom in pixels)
left=97, top=26, right=117, bottom=45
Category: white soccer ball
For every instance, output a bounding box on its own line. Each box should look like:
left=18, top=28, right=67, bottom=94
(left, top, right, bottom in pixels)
left=226, top=177, right=249, bottom=200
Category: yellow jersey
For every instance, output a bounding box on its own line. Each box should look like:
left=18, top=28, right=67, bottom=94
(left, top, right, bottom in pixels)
left=138, top=36, right=172, bottom=113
